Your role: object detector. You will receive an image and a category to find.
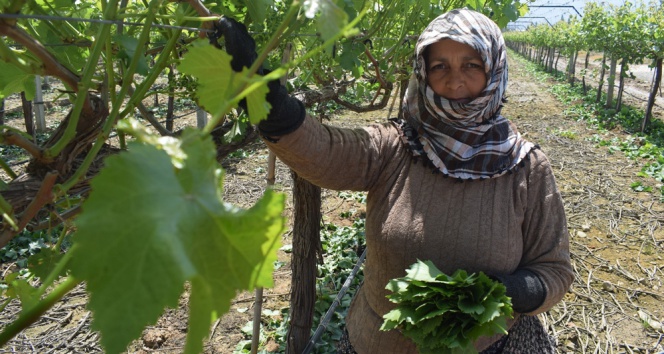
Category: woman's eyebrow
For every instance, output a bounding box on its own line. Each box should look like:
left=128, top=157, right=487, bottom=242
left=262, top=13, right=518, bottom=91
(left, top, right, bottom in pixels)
left=428, top=55, right=483, bottom=62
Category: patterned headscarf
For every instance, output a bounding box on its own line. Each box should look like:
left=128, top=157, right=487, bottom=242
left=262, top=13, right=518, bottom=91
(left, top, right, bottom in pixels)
left=396, top=8, right=535, bottom=179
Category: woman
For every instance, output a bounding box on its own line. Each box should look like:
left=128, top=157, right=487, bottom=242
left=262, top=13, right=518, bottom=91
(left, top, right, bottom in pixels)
left=215, top=8, right=573, bottom=353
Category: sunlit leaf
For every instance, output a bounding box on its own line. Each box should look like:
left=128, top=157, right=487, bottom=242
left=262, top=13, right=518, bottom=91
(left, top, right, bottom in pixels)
left=381, top=261, right=512, bottom=353
left=27, top=248, right=65, bottom=281
left=0, top=61, right=35, bottom=100
left=114, top=35, right=149, bottom=76
left=178, top=42, right=271, bottom=125
left=246, top=0, right=273, bottom=23
left=303, top=0, right=350, bottom=42
left=69, top=129, right=285, bottom=354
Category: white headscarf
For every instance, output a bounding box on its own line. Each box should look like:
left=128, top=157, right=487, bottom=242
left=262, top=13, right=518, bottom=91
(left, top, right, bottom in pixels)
left=396, top=8, right=536, bottom=179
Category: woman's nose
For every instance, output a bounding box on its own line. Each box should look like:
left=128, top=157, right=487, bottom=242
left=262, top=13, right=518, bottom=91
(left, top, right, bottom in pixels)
left=445, top=70, right=464, bottom=90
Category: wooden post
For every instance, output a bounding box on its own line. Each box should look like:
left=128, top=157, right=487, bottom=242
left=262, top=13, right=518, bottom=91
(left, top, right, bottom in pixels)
left=166, top=66, right=175, bottom=132
left=642, top=58, right=662, bottom=132
left=582, top=51, right=590, bottom=95
left=255, top=43, right=323, bottom=354
left=605, top=56, right=617, bottom=108
left=21, top=92, right=34, bottom=138
left=34, top=76, right=46, bottom=133
left=596, top=54, right=607, bottom=103
left=196, top=107, right=207, bottom=129
left=253, top=43, right=301, bottom=354
left=0, top=99, right=4, bottom=126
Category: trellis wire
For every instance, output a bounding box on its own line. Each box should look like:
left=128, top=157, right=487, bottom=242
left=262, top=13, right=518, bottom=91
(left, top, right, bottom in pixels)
left=0, top=13, right=213, bottom=33
left=0, top=13, right=406, bottom=42
left=301, top=247, right=366, bottom=354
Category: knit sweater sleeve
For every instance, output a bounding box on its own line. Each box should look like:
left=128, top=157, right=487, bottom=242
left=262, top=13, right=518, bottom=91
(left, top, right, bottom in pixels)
left=262, top=114, right=401, bottom=191
left=519, top=150, right=574, bottom=315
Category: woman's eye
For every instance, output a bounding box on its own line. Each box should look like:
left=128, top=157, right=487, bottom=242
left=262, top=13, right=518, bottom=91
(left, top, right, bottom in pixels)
left=430, top=64, right=445, bottom=71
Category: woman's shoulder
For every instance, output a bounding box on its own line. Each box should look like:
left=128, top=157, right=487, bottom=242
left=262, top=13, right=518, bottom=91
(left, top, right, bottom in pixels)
left=354, top=120, right=408, bottom=153
left=524, top=147, right=554, bottom=173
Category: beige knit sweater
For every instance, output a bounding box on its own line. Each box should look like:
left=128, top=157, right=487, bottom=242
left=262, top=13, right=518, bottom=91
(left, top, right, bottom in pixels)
left=265, top=115, right=573, bottom=353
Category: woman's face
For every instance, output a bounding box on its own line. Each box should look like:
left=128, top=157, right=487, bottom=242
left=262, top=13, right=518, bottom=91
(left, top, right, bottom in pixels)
left=425, top=39, right=487, bottom=104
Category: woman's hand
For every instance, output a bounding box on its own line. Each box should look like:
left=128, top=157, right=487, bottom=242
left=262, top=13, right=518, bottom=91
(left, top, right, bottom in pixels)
left=211, top=16, right=306, bottom=138
left=492, top=269, right=545, bottom=314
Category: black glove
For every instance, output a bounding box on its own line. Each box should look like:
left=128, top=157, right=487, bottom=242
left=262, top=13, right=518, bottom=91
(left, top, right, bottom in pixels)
left=211, top=17, right=306, bottom=137
left=492, top=269, right=546, bottom=313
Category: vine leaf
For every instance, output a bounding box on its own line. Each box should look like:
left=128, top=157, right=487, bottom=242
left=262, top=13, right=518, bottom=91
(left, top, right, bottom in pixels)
left=0, top=61, right=35, bottom=100
left=245, top=0, right=272, bottom=23
left=178, top=42, right=270, bottom=125
left=69, top=129, right=285, bottom=354
left=2, top=272, right=40, bottom=311
left=27, top=248, right=65, bottom=281
left=303, top=0, right=351, bottom=42
left=114, top=35, right=149, bottom=75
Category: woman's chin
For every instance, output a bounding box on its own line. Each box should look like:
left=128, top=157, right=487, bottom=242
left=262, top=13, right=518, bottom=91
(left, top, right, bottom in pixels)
left=449, top=98, right=472, bottom=104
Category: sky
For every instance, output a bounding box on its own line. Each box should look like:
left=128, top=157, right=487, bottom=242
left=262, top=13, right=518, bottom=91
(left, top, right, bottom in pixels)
left=505, top=0, right=647, bottom=30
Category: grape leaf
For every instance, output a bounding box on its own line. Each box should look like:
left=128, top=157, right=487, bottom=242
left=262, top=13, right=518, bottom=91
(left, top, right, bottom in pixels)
left=2, top=272, right=39, bottom=311
left=382, top=261, right=512, bottom=353
left=114, top=34, right=149, bottom=76
left=223, top=115, right=249, bottom=144
left=405, top=259, right=444, bottom=282
left=0, top=61, right=35, bottom=100
left=27, top=248, right=65, bottom=281
left=69, top=129, right=285, bottom=354
left=246, top=0, right=272, bottom=23
left=177, top=42, right=270, bottom=125
left=303, top=0, right=350, bottom=42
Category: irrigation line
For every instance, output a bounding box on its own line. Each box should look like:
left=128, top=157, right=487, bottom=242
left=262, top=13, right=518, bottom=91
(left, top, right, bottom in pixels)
left=301, top=247, right=366, bottom=354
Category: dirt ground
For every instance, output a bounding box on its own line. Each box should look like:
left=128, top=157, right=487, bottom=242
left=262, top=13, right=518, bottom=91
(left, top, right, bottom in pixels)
left=1, top=51, right=663, bottom=353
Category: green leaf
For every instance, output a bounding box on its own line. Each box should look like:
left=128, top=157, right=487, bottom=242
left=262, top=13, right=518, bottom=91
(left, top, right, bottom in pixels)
left=246, top=0, right=272, bottom=23
left=114, top=35, right=149, bottom=76
left=381, top=262, right=512, bottom=352
left=223, top=115, right=249, bottom=144
left=34, top=21, right=89, bottom=72
left=27, top=248, right=65, bottom=281
left=244, top=76, right=271, bottom=125
left=458, top=295, right=485, bottom=315
left=2, top=272, right=39, bottom=311
left=0, top=61, right=35, bottom=100
left=405, top=259, right=443, bottom=282
left=338, top=41, right=364, bottom=75
left=69, top=129, right=285, bottom=354
left=177, top=42, right=271, bottom=125
left=303, top=0, right=350, bottom=42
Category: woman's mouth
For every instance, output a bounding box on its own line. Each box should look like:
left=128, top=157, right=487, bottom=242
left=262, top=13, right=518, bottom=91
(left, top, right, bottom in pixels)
left=448, top=98, right=472, bottom=104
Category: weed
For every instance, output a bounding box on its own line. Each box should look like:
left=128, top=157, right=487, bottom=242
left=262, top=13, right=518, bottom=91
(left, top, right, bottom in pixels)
left=630, top=181, right=653, bottom=192
left=337, top=191, right=367, bottom=204
left=554, top=129, right=577, bottom=139
left=234, top=308, right=290, bottom=354
left=228, top=149, right=252, bottom=159
left=235, top=216, right=367, bottom=353
left=0, top=226, right=69, bottom=270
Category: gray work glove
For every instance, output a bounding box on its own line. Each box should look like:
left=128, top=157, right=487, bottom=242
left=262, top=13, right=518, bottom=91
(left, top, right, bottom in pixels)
left=492, top=269, right=546, bottom=313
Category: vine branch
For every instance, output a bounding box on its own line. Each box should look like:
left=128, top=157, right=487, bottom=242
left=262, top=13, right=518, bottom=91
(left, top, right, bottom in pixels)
left=0, top=172, right=57, bottom=249
left=2, top=130, right=44, bottom=159
left=0, top=276, right=79, bottom=347
left=0, top=22, right=80, bottom=93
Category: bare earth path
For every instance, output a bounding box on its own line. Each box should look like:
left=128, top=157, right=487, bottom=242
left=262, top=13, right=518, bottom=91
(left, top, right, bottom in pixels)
left=505, top=53, right=664, bottom=354
left=1, top=52, right=663, bottom=353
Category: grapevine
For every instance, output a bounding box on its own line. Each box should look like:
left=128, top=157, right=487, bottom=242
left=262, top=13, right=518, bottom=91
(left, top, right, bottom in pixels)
left=0, top=0, right=528, bottom=353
